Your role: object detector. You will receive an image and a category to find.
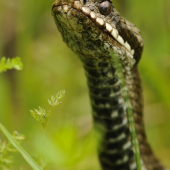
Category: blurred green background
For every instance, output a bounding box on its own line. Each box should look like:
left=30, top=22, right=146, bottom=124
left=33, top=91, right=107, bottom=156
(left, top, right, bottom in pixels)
left=0, top=0, right=170, bottom=169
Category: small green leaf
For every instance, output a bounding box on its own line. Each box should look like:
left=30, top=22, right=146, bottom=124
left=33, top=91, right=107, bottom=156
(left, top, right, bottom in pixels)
left=0, top=57, right=23, bottom=73
left=13, top=131, right=25, bottom=142
left=1, top=157, right=13, bottom=164
left=30, top=107, right=47, bottom=124
left=11, top=57, right=23, bottom=70
left=30, top=90, right=65, bottom=131
left=48, top=90, right=65, bottom=107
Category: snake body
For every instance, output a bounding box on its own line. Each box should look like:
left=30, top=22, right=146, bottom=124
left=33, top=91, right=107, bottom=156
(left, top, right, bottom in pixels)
left=52, top=0, right=165, bottom=169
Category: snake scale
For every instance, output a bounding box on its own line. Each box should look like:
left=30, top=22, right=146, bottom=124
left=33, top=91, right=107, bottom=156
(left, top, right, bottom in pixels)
left=52, top=0, right=166, bottom=169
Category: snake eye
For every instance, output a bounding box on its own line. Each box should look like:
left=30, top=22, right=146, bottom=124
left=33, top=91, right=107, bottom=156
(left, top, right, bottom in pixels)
left=99, top=1, right=111, bottom=15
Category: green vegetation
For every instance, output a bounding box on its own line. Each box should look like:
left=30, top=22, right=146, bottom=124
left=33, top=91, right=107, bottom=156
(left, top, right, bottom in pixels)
left=0, top=57, right=23, bottom=73
left=0, top=124, right=42, bottom=170
left=0, top=0, right=170, bottom=169
left=30, top=90, right=65, bottom=131
left=0, top=57, right=42, bottom=169
left=111, top=53, right=142, bottom=170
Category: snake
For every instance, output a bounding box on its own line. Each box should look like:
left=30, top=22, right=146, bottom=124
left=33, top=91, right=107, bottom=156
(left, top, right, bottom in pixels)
left=51, top=0, right=166, bottom=169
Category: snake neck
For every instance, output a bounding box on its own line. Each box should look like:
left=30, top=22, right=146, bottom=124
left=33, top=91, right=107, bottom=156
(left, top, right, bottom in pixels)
left=83, top=57, right=135, bottom=170
left=83, top=57, right=165, bottom=170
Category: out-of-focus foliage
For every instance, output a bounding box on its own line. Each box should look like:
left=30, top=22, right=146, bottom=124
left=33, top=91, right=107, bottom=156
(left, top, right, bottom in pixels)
left=0, top=123, right=42, bottom=170
left=0, top=57, right=23, bottom=73
left=0, top=131, right=25, bottom=170
left=0, top=0, right=170, bottom=169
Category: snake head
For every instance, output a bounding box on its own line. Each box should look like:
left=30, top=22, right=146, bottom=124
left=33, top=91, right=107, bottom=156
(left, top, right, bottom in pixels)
left=52, top=0, right=143, bottom=66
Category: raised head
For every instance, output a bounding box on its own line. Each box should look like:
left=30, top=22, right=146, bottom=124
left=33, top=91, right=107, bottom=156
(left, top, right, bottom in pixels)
left=52, top=0, right=143, bottom=66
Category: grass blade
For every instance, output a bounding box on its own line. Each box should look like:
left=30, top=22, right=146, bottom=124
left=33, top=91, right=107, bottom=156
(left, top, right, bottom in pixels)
left=0, top=122, right=42, bottom=170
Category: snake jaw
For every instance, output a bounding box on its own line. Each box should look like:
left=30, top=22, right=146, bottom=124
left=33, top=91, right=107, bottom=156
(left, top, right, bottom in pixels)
left=77, top=4, right=136, bottom=58
left=79, top=4, right=143, bottom=63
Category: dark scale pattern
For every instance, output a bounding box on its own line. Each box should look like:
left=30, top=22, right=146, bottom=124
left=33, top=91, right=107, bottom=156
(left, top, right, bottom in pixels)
left=93, top=115, right=126, bottom=129
left=100, top=157, right=136, bottom=170
left=101, top=136, right=129, bottom=150
left=88, top=84, right=121, bottom=97
left=84, top=65, right=115, bottom=78
left=86, top=75, right=118, bottom=87
left=84, top=61, right=135, bottom=170
left=104, top=125, right=130, bottom=140
left=90, top=95, right=119, bottom=107
left=100, top=149, right=134, bottom=163
left=92, top=105, right=124, bottom=118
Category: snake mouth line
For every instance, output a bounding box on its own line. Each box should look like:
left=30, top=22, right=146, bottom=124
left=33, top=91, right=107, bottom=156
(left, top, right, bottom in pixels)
left=80, top=5, right=135, bottom=58
left=52, top=2, right=135, bottom=60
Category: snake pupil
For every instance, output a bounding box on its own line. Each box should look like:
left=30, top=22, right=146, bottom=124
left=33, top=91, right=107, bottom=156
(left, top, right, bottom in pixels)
left=99, top=1, right=111, bottom=15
